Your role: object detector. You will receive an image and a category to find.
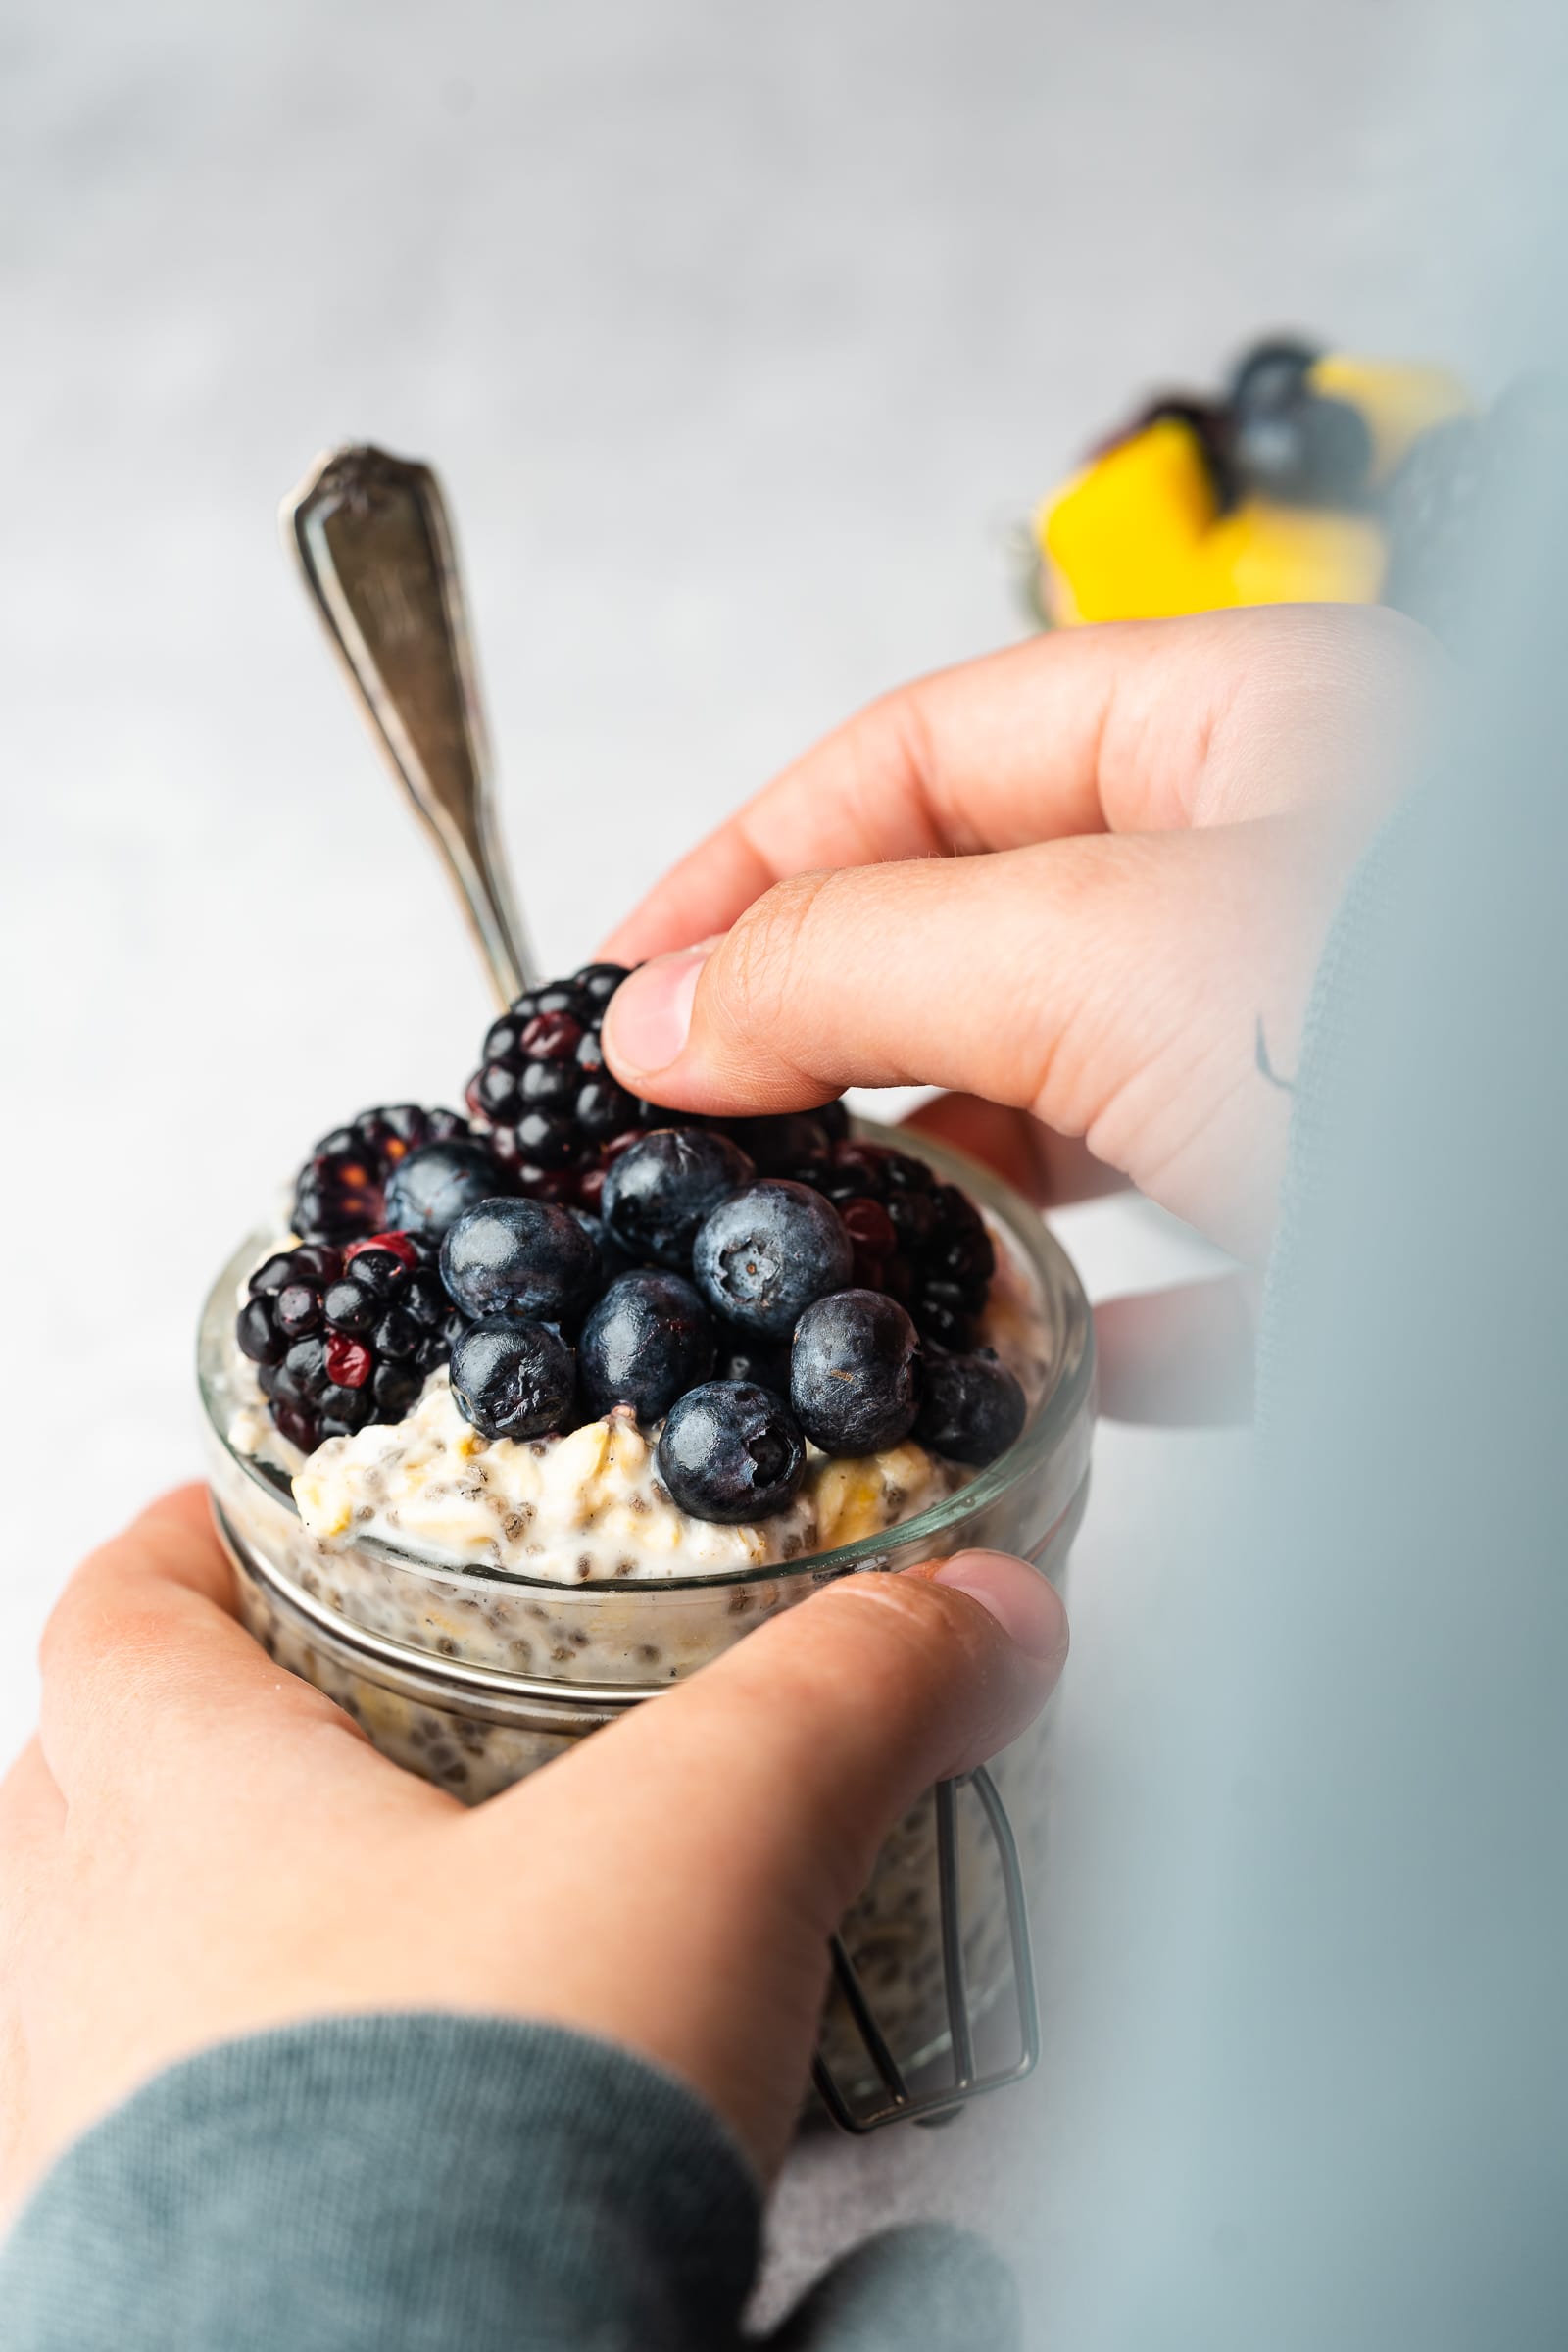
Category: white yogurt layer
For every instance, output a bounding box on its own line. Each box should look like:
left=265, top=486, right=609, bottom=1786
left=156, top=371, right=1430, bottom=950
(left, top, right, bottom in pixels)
left=292, top=1373, right=960, bottom=1579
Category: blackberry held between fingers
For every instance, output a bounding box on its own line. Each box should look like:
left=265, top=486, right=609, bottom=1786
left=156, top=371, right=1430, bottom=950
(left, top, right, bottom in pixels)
left=293, top=1105, right=476, bottom=1246
left=466, top=965, right=654, bottom=1209
left=467, top=964, right=854, bottom=1211
left=239, top=1230, right=468, bottom=1456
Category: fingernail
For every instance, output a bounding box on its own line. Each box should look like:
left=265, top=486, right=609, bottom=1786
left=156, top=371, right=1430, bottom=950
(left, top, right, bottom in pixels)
left=603, top=944, right=711, bottom=1076
left=928, top=1549, right=1066, bottom=1662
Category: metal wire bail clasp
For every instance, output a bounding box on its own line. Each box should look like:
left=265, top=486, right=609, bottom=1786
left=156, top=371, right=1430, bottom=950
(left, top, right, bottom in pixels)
left=810, top=1765, right=1041, bottom=2132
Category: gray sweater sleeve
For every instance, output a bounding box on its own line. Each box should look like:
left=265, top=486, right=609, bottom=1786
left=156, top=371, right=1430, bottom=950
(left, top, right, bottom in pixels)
left=0, top=2013, right=1018, bottom=2350
left=0, top=2014, right=760, bottom=2352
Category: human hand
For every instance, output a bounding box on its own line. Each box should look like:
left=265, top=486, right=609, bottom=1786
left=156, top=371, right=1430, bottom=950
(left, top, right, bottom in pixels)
left=598, top=607, right=1437, bottom=1272
left=0, top=1489, right=1065, bottom=2212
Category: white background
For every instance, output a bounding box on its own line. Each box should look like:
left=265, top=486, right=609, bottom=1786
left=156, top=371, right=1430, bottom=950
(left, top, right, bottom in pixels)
left=0, top=0, right=1517, bottom=2310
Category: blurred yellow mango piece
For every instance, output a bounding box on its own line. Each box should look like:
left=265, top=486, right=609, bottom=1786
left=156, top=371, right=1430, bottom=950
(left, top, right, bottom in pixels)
left=1039, top=417, right=1216, bottom=623
left=1039, top=414, right=1388, bottom=621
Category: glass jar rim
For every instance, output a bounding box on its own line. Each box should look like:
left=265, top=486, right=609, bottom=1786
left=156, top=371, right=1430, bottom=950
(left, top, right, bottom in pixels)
left=197, top=1121, right=1095, bottom=1595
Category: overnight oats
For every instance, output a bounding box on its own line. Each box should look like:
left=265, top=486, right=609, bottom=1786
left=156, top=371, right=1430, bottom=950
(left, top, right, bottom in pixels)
left=200, top=961, right=1095, bottom=2087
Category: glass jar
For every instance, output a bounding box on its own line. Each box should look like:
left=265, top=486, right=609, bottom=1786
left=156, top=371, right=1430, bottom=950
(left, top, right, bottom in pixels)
left=198, top=1127, right=1094, bottom=2094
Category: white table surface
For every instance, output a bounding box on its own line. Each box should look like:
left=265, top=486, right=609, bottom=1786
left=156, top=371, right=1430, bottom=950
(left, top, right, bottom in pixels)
left=0, top=0, right=1503, bottom=2322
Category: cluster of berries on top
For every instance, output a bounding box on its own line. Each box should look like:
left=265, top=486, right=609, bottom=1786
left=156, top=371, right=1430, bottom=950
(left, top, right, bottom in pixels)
left=236, top=966, right=1028, bottom=1521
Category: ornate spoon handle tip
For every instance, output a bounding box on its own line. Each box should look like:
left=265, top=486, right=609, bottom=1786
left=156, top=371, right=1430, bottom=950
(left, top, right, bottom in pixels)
left=283, top=444, right=533, bottom=1008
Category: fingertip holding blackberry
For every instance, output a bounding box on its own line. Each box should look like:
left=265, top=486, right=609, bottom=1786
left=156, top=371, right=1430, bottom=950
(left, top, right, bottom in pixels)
left=465, top=963, right=652, bottom=1206
left=657, top=1381, right=807, bottom=1524
left=790, top=1289, right=924, bottom=1456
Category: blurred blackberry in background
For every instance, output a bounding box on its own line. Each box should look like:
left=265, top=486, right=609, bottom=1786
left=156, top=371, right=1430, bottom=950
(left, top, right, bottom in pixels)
left=236, top=1230, right=468, bottom=1455
left=293, top=1105, right=474, bottom=1245
left=803, top=1139, right=996, bottom=1350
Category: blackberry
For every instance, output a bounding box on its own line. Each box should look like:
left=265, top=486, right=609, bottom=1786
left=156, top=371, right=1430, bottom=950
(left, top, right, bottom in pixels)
left=803, top=1139, right=995, bottom=1351
left=237, top=1229, right=468, bottom=1456
left=466, top=965, right=654, bottom=1211
left=293, top=1105, right=478, bottom=1246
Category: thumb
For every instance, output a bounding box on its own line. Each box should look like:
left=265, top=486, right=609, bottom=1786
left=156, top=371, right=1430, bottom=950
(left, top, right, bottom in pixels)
left=486, top=1550, right=1065, bottom=2177
left=547, top=1549, right=1066, bottom=1935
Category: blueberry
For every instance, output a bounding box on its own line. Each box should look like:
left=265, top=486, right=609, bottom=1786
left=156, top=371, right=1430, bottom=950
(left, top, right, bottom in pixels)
left=1228, top=336, right=1321, bottom=418
left=449, top=1317, right=576, bottom=1441
left=383, top=1138, right=507, bottom=1241
left=691, top=1180, right=854, bottom=1340
left=601, top=1128, right=756, bottom=1270
left=657, top=1381, right=806, bottom=1523
left=440, top=1198, right=601, bottom=1323
left=790, top=1289, right=922, bottom=1454
left=1232, top=392, right=1372, bottom=506
left=578, top=1271, right=716, bottom=1423
left=914, top=1350, right=1027, bottom=1467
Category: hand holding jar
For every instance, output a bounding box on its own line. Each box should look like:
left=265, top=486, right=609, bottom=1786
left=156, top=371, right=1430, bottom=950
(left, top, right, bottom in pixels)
left=0, top=1487, right=1064, bottom=2210
left=600, top=604, right=1440, bottom=1416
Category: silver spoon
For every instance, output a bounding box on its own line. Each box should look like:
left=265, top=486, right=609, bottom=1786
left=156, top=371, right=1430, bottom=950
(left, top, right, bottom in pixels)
left=282, top=445, right=535, bottom=1007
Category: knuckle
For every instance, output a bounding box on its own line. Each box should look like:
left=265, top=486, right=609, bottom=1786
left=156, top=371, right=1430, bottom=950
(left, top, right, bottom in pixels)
left=712, top=869, right=834, bottom=1043
left=35, top=1581, right=96, bottom=1687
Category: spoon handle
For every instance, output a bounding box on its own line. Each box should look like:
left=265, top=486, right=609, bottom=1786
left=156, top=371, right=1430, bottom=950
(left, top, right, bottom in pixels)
left=283, top=444, right=534, bottom=1007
